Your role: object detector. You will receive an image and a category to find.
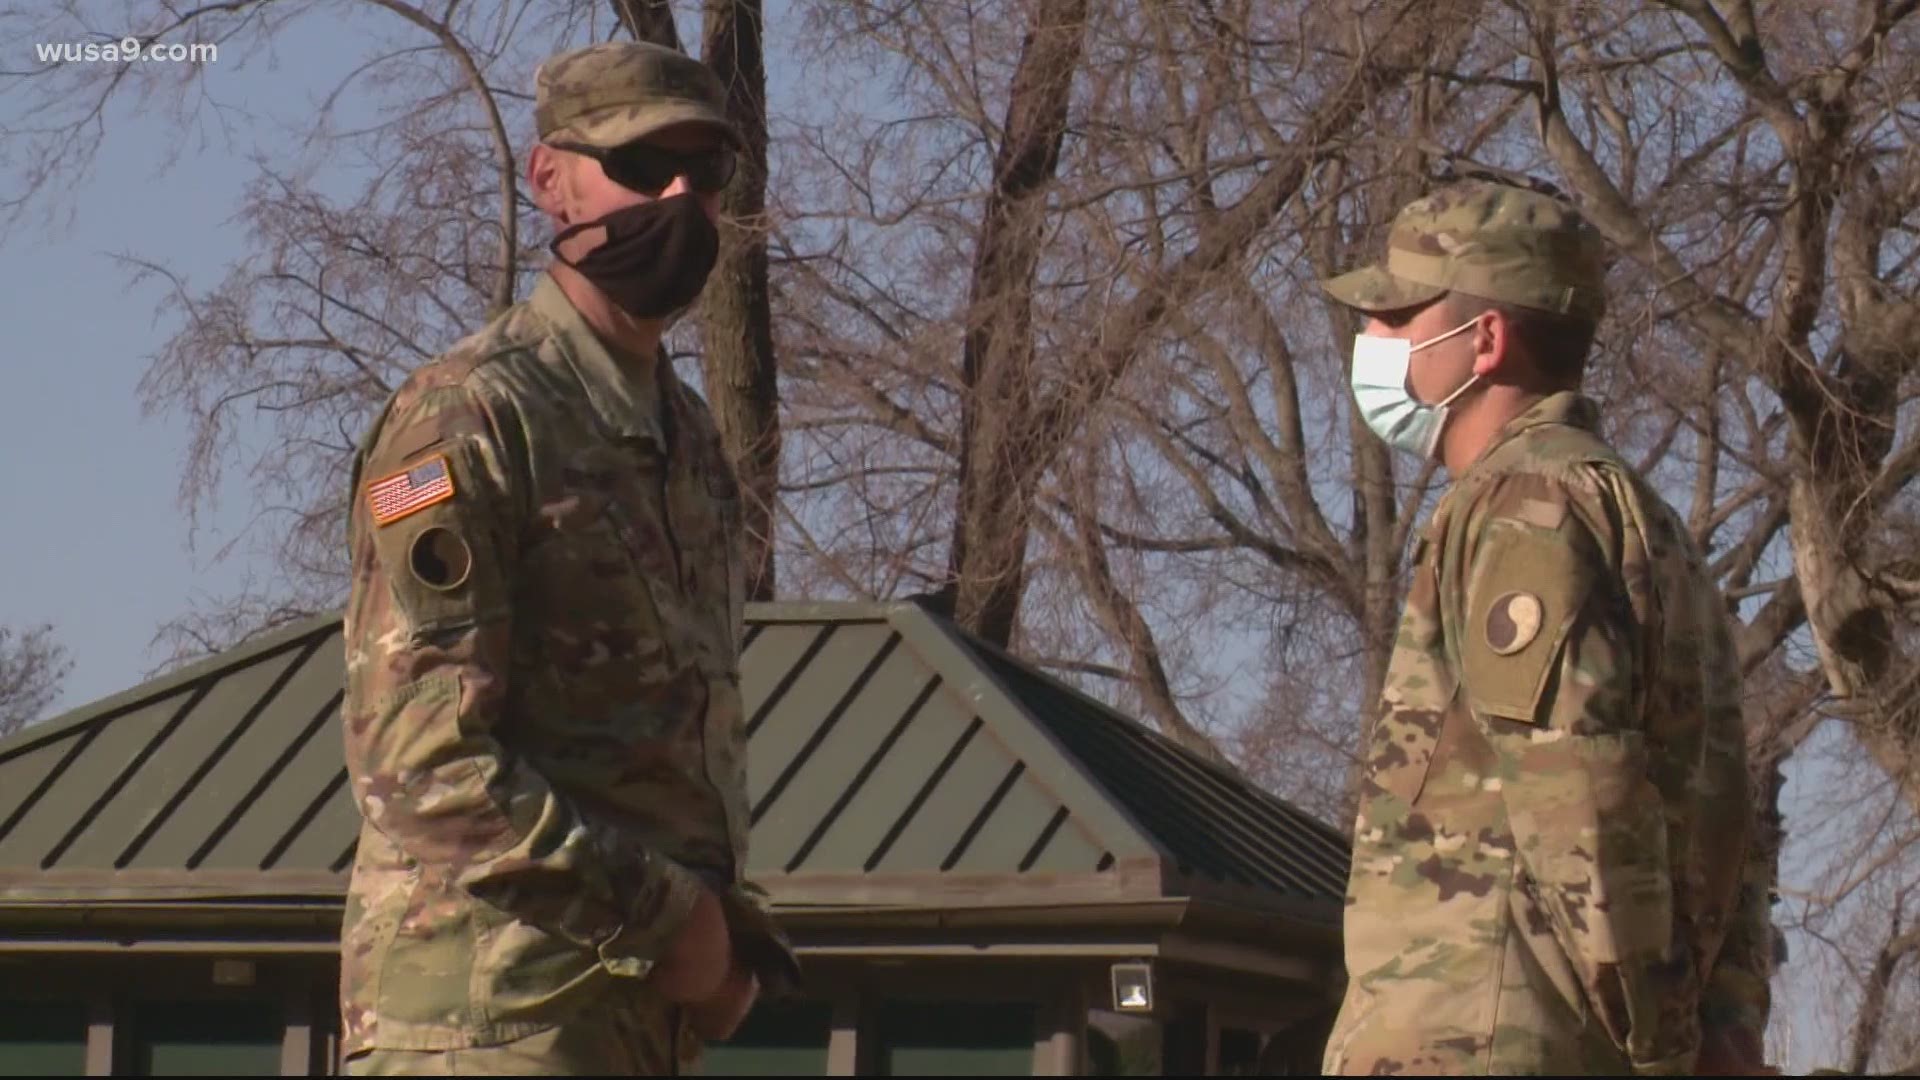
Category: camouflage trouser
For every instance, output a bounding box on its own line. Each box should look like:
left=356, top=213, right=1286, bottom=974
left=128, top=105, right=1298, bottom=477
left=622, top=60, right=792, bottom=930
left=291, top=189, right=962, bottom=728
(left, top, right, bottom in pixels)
left=344, top=991, right=703, bottom=1076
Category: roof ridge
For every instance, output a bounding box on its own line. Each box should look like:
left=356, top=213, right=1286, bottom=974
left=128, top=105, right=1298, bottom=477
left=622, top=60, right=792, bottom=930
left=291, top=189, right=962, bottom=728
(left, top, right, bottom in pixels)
left=882, top=603, right=1171, bottom=870
left=946, top=624, right=1346, bottom=843
left=742, top=599, right=898, bottom=623
left=919, top=620, right=1352, bottom=899
left=984, top=650, right=1349, bottom=888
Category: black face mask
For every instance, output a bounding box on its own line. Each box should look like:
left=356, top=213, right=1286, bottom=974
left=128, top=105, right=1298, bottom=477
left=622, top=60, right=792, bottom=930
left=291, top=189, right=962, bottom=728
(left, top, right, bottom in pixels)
left=549, top=193, right=720, bottom=320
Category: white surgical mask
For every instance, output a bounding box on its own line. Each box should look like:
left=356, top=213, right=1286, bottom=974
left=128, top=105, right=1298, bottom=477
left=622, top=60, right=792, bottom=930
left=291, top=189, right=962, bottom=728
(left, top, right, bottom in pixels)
left=1349, top=317, right=1482, bottom=460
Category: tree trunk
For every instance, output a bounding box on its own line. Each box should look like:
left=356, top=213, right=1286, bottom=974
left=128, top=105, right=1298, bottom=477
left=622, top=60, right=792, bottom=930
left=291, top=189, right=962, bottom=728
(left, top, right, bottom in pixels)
left=613, top=1, right=782, bottom=601
left=700, top=0, right=782, bottom=601
left=944, top=0, right=1091, bottom=648
left=1845, top=906, right=1920, bottom=1075
left=611, top=0, right=682, bottom=50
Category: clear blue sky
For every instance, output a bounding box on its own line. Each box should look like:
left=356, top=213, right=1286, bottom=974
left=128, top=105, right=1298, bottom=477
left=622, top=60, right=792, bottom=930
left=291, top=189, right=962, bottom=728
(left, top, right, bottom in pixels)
left=1, top=38, right=302, bottom=712
left=1, top=4, right=808, bottom=713
left=0, top=6, right=1862, bottom=1072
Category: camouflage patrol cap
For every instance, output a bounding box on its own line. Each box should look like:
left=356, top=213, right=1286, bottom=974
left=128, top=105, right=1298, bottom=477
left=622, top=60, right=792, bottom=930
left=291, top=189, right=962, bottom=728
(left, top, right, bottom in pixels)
left=1323, top=180, right=1608, bottom=322
left=535, top=41, right=741, bottom=150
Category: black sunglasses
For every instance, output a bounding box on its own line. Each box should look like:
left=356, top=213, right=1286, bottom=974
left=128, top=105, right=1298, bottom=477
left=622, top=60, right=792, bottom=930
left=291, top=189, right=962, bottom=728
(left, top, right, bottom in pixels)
left=552, top=139, right=736, bottom=196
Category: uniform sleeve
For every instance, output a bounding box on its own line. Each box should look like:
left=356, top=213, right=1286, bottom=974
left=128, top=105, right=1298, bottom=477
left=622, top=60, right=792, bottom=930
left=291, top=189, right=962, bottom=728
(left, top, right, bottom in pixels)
left=342, top=380, right=707, bottom=978
left=1453, top=474, right=1698, bottom=1074
left=1698, top=810, right=1774, bottom=1056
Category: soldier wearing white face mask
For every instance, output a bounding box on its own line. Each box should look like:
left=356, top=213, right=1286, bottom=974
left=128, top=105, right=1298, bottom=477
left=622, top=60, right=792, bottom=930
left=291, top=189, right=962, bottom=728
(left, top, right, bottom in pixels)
left=1318, top=180, right=1775, bottom=1076
left=1349, top=315, right=1488, bottom=461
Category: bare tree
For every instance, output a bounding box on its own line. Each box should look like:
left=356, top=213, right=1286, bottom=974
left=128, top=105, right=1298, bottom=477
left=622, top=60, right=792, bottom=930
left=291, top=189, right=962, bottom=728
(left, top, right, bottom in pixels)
left=767, top=1, right=1920, bottom=1063
left=1846, top=902, right=1920, bottom=1074
left=698, top=0, right=783, bottom=601
left=1, top=0, right=592, bottom=660
left=1508, top=0, right=1920, bottom=809
left=610, top=0, right=682, bottom=47
left=7, top=0, right=1920, bottom=1067
left=1766, top=694, right=1920, bottom=1072
left=614, top=0, right=785, bottom=603
left=0, top=623, right=72, bottom=738
left=937, top=0, right=1092, bottom=649
left=0, top=0, right=789, bottom=660
left=771, top=0, right=1482, bottom=766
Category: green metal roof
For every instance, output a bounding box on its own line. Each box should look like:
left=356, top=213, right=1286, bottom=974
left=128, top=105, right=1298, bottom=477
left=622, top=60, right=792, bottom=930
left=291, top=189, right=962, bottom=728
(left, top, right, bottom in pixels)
left=956, top=638, right=1351, bottom=900
left=0, top=602, right=1349, bottom=918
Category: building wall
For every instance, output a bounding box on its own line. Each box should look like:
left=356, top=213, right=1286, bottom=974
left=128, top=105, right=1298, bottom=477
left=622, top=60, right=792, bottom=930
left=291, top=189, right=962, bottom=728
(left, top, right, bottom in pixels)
left=0, top=950, right=1329, bottom=1076
left=0, top=952, right=334, bottom=1076
left=0, top=953, right=1088, bottom=1077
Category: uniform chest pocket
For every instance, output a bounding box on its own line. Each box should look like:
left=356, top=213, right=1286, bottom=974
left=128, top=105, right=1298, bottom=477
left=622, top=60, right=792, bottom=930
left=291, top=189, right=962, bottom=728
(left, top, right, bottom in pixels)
left=520, top=469, right=677, bottom=695
left=643, top=445, right=746, bottom=678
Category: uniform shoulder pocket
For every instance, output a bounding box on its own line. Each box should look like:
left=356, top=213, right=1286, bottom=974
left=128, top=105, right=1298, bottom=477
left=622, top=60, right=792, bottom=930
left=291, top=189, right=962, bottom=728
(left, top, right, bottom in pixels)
left=1459, top=517, right=1594, bottom=725
left=363, top=441, right=512, bottom=638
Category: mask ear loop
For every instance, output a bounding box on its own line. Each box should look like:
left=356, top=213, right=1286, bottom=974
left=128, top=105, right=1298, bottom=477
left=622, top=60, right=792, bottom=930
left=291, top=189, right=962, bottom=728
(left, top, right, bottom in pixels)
left=1409, top=313, right=1482, bottom=354
left=1411, top=314, right=1488, bottom=459
left=549, top=217, right=609, bottom=268
left=1434, top=370, right=1482, bottom=410
left=1419, top=370, right=1485, bottom=462
left=1411, top=313, right=1488, bottom=405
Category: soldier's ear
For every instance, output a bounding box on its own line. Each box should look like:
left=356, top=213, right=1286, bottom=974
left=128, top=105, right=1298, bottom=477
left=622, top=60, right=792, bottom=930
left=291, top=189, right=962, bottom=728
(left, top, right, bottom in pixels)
left=1471, top=310, right=1510, bottom=379
left=526, top=143, right=569, bottom=222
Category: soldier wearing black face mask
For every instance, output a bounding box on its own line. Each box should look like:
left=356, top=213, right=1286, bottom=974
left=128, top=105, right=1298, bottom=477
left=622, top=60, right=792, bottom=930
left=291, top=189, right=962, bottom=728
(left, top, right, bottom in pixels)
left=547, top=191, right=722, bottom=321
left=336, top=40, right=797, bottom=1078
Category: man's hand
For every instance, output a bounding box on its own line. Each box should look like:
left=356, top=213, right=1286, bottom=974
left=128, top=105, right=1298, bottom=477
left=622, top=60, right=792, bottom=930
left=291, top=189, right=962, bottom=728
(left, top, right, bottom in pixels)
left=688, top=963, right=760, bottom=1041
left=649, top=886, right=731, bottom=1004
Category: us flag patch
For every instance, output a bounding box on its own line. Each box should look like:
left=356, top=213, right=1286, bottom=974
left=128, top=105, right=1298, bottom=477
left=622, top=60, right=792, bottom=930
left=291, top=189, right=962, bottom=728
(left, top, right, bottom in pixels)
left=367, top=454, right=456, bottom=526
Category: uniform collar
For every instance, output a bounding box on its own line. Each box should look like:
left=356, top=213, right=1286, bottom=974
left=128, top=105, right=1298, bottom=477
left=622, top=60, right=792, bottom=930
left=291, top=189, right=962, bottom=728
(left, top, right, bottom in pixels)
left=1461, top=390, right=1599, bottom=475
left=529, top=270, right=668, bottom=445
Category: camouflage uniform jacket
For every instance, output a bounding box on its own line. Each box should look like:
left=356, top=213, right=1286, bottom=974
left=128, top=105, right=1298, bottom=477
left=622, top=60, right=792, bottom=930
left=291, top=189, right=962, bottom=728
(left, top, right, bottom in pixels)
left=1323, top=392, right=1773, bottom=1075
left=338, top=271, right=779, bottom=1054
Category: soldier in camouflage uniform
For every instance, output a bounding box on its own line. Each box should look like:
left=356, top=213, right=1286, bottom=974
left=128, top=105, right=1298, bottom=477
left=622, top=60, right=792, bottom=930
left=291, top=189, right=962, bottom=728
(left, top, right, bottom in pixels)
left=1318, top=181, right=1775, bottom=1075
left=338, top=40, right=798, bottom=1075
